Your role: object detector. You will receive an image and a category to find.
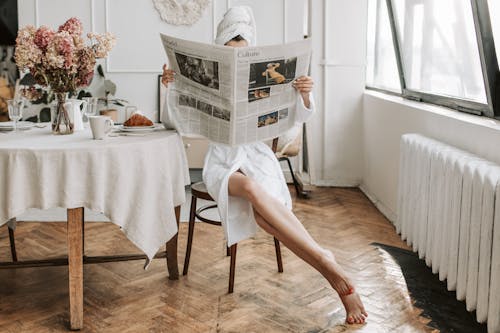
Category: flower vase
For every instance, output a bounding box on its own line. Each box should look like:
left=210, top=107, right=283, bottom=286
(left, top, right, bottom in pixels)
left=51, top=93, right=73, bottom=135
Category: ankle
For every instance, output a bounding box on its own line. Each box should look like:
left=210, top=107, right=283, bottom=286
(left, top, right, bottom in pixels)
left=317, top=248, right=335, bottom=270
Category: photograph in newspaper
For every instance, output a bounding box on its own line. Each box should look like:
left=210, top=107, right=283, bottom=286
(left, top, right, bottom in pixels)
left=213, top=106, right=231, bottom=121
left=258, top=110, right=279, bottom=128
left=196, top=100, right=213, bottom=116
left=175, top=52, right=220, bottom=90
left=248, top=87, right=271, bottom=103
left=179, top=94, right=197, bottom=108
left=249, top=57, right=297, bottom=89
left=278, top=108, right=289, bottom=120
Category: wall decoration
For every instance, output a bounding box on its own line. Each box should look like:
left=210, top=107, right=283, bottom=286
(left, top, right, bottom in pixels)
left=152, top=0, right=210, bottom=26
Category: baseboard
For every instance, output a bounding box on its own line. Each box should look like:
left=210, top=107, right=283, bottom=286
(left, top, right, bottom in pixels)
left=358, top=184, right=397, bottom=223
left=313, top=178, right=361, bottom=187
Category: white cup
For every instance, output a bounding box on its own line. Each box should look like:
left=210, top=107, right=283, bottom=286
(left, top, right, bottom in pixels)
left=89, top=116, right=114, bottom=140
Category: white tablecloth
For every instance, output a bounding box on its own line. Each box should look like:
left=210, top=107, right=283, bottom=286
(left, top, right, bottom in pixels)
left=0, top=127, right=190, bottom=260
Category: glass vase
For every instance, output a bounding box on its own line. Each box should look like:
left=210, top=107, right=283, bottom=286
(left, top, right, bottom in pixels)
left=51, top=92, right=73, bottom=135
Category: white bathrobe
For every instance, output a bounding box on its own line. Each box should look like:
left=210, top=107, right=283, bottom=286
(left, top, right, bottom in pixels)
left=203, top=94, right=315, bottom=246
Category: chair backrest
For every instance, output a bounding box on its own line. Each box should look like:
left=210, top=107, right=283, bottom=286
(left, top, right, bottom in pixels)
left=272, top=137, right=279, bottom=153
left=278, top=130, right=302, bottom=157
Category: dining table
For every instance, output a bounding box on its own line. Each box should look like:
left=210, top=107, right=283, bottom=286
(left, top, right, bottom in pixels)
left=0, top=124, right=190, bottom=330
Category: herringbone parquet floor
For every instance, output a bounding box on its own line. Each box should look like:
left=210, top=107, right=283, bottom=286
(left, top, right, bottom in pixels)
left=0, top=187, right=437, bottom=332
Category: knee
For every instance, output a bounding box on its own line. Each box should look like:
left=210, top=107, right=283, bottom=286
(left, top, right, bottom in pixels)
left=241, top=178, right=261, bottom=203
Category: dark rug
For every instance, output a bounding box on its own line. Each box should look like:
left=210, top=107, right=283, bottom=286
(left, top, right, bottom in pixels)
left=372, top=243, right=487, bottom=333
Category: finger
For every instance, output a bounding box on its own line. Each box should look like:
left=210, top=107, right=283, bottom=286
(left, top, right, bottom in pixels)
left=294, top=87, right=313, bottom=92
left=293, top=80, right=314, bottom=84
left=295, top=76, right=312, bottom=82
left=293, top=83, right=314, bottom=89
left=294, top=85, right=311, bottom=90
left=162, top=77, right=173, bottom=86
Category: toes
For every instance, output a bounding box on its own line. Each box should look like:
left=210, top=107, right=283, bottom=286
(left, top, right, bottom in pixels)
left=347, top=313, right=366, bottom=325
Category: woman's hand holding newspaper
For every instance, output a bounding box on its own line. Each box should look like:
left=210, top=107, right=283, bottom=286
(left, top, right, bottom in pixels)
left=162, top=64, right=175, bottom=87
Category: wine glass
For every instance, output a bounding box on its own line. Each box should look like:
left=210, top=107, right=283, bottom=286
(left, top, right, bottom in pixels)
left=7, top=99, right=24, bottom=133
left=125, top=105, right=138, bottom=120
left=82, top=97, right=99, bottom=128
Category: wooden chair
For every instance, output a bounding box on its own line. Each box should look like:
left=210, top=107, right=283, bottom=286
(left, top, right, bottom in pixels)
left=183, top=138, right=284, bottom=293
left=275, top=128, right=310, bottom=199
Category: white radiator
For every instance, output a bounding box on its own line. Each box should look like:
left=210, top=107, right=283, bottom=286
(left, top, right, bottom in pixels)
left=397, top=134, right=500, bottom=333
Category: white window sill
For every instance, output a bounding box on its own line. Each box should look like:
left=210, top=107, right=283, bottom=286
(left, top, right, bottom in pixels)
left=364, top=89, right=500, bottom=132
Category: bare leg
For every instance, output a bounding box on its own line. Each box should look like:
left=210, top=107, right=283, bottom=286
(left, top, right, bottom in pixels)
left=228, top=172, right=368, bottom=323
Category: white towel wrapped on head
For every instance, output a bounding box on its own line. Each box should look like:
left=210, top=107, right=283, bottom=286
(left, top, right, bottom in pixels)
left=215, top=6, right=256, bottom=46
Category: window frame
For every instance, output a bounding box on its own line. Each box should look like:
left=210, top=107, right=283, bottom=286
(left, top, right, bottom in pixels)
left=366, top=0, right=500, bottom=119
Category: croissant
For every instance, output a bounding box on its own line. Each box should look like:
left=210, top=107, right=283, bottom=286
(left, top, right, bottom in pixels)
left=124, top=113, right=153, bottom=127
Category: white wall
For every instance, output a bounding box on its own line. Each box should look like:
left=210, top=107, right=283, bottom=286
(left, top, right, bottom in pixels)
left=18, top=0, right=307, bottom=122
left=308, top=0, right=368, bottom=186
left=362, top=90, right=500, bottom=221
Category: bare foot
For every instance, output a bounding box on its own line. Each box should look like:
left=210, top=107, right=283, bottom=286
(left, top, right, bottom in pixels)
left=320, top=250, right=355, bottom=296
left=341, top=292, right=368, bottom=324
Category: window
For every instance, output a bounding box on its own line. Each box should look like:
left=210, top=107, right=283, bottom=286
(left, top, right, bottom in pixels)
left=488, top=0, right=500, bottom=65
left=393, top=0, right=486, bottom=103
left=366, top=0, right=401, bottom=92
left=366, top=0, right=499, bottom=118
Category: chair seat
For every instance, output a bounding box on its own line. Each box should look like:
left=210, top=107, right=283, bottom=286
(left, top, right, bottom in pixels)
left=190, top=181, right=214, bottom=201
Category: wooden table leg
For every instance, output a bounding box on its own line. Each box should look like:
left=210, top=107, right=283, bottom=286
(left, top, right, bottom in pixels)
left=67, top=208, right=84, bottom=330
left=166, top=205, right=181, bottom=280
left=8, top=218, right=17, bottom=262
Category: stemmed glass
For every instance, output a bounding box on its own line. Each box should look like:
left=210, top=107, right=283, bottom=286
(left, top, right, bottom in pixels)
left=82, top=97, right=99, bottom=128
left=7, top=99, right=25, bottom=133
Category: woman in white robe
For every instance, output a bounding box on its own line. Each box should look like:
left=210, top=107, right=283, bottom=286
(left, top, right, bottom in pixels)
left=162, top=6, right=367, bottom=324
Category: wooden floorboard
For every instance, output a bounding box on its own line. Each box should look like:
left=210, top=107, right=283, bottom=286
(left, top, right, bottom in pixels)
left=0, top=187, right=437, bottom=332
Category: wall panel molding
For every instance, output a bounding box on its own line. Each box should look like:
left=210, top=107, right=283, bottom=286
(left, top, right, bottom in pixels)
left=104, top=0, right=158, bottom=73
left=34, top=0, right=95, bottom=31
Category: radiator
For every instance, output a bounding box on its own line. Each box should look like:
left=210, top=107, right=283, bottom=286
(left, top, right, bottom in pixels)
left=397, top=134, right=500, bottom=333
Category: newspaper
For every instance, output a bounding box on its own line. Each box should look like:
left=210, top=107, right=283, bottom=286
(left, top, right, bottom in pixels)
left=160, top=33, right=312, bottom=146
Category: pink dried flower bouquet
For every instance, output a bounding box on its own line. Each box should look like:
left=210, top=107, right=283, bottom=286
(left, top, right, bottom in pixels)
left=15, top=17, right=116, bottom=93
left=15, top=18, right=115, bottom=134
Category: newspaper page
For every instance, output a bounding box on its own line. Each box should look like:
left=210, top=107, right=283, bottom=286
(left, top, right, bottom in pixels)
left=160, top=33, right=311, bottom=146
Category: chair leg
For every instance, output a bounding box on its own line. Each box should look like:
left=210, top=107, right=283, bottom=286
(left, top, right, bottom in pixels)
left=228, top=244, right=237, bottom=293
left=8, top=226, right=17, bottom=262
left=274, top=237, right=283, bottom=273
left=284, top=157, right=309, bottom=199
left=183, top=195, right=197, bottom=276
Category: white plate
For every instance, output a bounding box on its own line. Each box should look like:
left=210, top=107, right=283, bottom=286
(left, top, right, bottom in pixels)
left=0, top=121, right=35, bottom=131
left=117, top=124, right=158, bottom=132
